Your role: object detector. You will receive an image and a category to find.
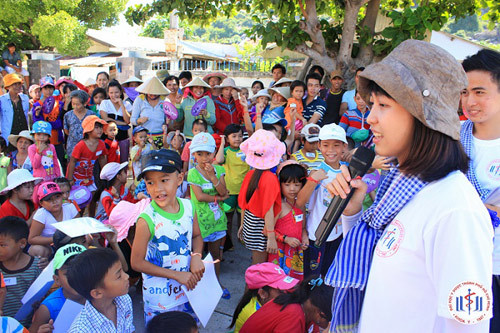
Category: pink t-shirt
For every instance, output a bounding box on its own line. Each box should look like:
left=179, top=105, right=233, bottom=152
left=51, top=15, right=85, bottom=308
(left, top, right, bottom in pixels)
left=28, top=144, right=61, bottom=181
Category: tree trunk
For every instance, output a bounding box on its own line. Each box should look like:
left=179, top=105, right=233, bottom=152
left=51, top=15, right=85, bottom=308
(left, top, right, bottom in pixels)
left=338, top=0, right=370, bottom=70
left=297, top=57, right=312, bottom=81
left=357, top=0, right=380, bottom=66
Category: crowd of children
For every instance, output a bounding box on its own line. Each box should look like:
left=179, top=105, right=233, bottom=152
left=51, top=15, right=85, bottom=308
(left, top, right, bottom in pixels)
left=0, top=43, right=498, bottom=333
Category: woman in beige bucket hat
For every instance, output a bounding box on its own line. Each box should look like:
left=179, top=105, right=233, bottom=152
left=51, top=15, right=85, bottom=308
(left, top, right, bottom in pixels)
left=326, top=40, right=493, bottom=332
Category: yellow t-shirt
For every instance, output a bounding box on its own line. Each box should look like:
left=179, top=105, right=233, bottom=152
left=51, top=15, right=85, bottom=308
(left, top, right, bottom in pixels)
left=224, top=147, right=250, bottom=195
left=235, top=296, right=261, bottom=333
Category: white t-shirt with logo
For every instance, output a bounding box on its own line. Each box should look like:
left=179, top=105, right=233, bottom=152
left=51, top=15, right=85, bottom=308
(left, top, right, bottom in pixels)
left=306, top=161, right=344, bottom=242
left=359, top=171, right=493, bottom=332
left=33, top=203, right=79, bottom=237
left=471, top=135, right=500, bottom=274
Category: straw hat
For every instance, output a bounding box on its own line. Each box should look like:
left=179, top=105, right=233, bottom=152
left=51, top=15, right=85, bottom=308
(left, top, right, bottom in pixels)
left=136, top=76, right=171, bottom=95
left=184, top=77, right=211, bottom=90
left=122, top=76, right=143, bottom=86
left=0, top=169, right=42, bottom=195
left=269, top=86, right=291, bottom=100
left=272, top=77, right=293, bottom=87
left=8, top=130, right=34, bottom=147
left=203, top=72, right=227, bottom=84
left=215, top=78, right=241, bottom=91
left=252, top=89, right=271, bottom=100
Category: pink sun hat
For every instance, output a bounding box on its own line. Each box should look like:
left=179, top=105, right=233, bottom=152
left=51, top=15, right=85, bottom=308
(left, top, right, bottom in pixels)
left=107, top=198, right=151, bottom=242
left=245, top=262, right=299, bottom=290
left=240, top=129, right=285, bottom=170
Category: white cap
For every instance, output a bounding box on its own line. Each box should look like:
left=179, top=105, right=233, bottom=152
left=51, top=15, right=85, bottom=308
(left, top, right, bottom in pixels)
left=300, top=123, right=321, bottom=142
left=318, top=124, right=347, bottom=143
left=100, top=162, right=129, bottom=181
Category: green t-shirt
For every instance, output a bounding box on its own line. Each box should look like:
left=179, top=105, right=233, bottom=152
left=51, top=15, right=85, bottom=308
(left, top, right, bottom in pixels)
left=0, top=154, right=10, bottom=191
left=224, top=147, right=250, bottom=195
left=187, top=165, right=227, bottom=239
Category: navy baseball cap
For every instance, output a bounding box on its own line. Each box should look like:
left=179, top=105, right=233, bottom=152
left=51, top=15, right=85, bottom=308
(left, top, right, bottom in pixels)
left=137, top=149, right=182, bottom=180
left=133, top=126, right=148, bottom=136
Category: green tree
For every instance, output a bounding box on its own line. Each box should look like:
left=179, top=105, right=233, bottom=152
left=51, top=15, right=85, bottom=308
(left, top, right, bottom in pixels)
left=0, top=0, right=127, bottom=56
left=126, top=0, right=499, bottom=80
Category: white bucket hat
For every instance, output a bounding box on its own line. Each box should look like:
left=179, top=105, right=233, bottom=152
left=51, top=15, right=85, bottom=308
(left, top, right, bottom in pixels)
left=136, top=76, right=171, bottom=95
left=272, top=77, right=293, bottom=87
left=252, top=89, right=271, bottom=100
left=122, top=76, right=143, bottom=85
left=0, top=169, right=42, bottom=195
left=8, top=130, right=34, bottom=147
left=215, top=78, right=241, bottom=91
left=269, top=86, right=291, bottom=100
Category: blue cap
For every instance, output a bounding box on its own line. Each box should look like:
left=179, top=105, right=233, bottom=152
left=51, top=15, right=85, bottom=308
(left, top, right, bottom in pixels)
left=32, top=121, right=52, bottom=136
left=133, top=126, right=148, bottom=136
left=262, top=116, right=288, bottom=128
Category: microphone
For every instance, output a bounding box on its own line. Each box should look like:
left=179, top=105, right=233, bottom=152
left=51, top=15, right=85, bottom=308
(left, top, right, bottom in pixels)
left=314, top=146, right=375, bottom=247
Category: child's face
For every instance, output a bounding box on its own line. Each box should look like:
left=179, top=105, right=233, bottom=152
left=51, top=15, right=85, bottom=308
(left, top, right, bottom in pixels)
left=106, top=123, right=118, bottom=139
left=241, top=88, right=249, bottom=100
left=227, top=131, right=243, bottom=149
left=271, top=124, right=282, bottom=140
left=170, top=135, right=183, bottom=149
left=40, top=194, right=63, bottom=214
left=355, top=93, right=367, bottom=112
left=90, top=123, right=104, bottom=139
left=144, top=171, right=183, bottom=208
left=93, top=93, right=105, bottom=106
left=193, top=151, right=214, bottom=168
left=134, top=130, right=148, bottom=147
left=16, top=137, right=31, bottom=153
left=221, top=87, right=232, bottom=100
left=71, top=97, right=86, bottom=113
left=319, top=140, right=346, bottom=165
left=292, top=86, right=305, bottom=100
left=95, top=261, right=129, bottom=299
left=303, top=140, right=319, bottom=152
left=281, top=180, right=303, bottom=201
left=0, top=234, right=26, bottom=262
left=256, top=96, right=270, bottom=106
left=116, top=168, right=128, bottom=184
left=55, top=268, right=82, bottom=300
left=58, top=183, right=71, bottom=201
left=34, top=133, right=49, bottom=143
left=14, top=181, right=35, bottom=200
left=30, top=88, right=41, bottom=100
left=42, top=86, right=54, bottom=98
left=252, top=84, right=262, bottom=95
left=192, top=124, right=206, bottom=136
left=208, top=77, right=221, bottom=88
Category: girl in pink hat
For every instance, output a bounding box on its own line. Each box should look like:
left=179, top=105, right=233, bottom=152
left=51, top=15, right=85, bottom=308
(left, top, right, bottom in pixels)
left=238, top=129, right=286, bottom=265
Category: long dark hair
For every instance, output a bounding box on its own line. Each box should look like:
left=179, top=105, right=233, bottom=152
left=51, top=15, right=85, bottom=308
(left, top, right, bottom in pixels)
left=274, top=275, right=333, bottom=322
left=245, top=169, right=264, bottom=203
left=229, top=286, right=272, bottom=328
left=369, top=81, right=468, bottom=182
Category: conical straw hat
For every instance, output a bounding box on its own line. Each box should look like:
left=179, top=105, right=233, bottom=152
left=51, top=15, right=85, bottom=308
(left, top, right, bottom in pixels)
left=136, top=76, right=171, bottom=95
left=184, top=77, right=211, bottom=89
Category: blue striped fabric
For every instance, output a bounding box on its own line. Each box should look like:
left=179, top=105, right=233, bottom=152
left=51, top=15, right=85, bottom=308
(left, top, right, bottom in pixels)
left=325, top=167, right=427, bottom=332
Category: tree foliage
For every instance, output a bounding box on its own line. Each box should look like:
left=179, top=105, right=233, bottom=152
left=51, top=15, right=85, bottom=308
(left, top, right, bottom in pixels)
left=0, top=0, right=127, bottom=56
left=126, top=0, right=499, bottom=77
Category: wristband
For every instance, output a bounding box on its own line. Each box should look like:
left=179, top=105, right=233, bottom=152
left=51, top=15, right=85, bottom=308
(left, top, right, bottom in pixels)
left=306, top=176, right=319, bottom=184
left=263, top=228, right=275, bottom=234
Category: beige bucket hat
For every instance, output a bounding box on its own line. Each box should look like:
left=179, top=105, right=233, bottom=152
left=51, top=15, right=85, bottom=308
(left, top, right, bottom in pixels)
left=269, top=86, right=291, bottom=100
left=122, top=76, right=143, bottom=85
left=184, top=77, right=211, bottom=89
left=203, top=72, right=227, bottom=84
left=215, top=78, right=241, bottom=91
left=136, top=76, right=171, bottom=95
left=8, top=130, right=34, bottom=147
left=357, top=39, right=467, bottom=140
left=272, top=77, right=293, bottom=87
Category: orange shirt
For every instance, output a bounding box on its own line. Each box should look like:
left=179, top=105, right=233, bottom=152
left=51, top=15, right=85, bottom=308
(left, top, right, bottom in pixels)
left=284, top=98, right=304, bottom=130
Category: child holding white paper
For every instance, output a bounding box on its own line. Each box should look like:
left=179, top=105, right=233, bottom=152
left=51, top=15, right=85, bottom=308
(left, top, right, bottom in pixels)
left=0, top=216, right=42, bottom=326
left=29, top=244, right=87, bottom=333
left=130, top=149, right=205, bottom=324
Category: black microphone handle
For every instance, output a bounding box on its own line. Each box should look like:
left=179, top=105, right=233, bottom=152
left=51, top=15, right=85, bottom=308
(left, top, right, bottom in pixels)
left=314, top=164, right=363, bottom=247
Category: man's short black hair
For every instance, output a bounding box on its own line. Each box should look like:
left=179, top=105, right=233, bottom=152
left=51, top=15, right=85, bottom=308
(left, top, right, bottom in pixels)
left=67, top=248, right=120, bottom=300
left=0, top=216, right=29, bottom=242
left=63, top=83, right=77, bottom=95
left=192, top=118, right=208, bottom=131
left=179, top=71, right=192, bottom=81
left=7, top=42, right=16, bottom=48
left=271, top=63, right=286, bottom=75
left=305, top=73, right=322, bottom=85
left=309, top=65, right=325, bottom=78
left=163, top=75, right=179, bottom=86
left=147, top=311, right=197, bottom=333
left=462, top=49, right=500, bottom=91
left=224, top=124, right=243, bottom=137
left=290, top=80, right=306, bottom=93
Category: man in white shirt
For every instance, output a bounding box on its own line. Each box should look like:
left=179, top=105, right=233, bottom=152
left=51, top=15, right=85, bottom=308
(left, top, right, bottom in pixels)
left=461, top=49, right=500, bottom=332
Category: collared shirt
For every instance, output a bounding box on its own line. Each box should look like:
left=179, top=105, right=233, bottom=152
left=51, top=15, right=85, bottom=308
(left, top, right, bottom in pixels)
left=0, top=92, right=30, bottom=142
left=303, top=95, right=327, bottom=125
left=2, top=50, right=21, bottom=66
left=69, top=294, right=135, bottom=333
left=130, top=96, right=166, bottom=134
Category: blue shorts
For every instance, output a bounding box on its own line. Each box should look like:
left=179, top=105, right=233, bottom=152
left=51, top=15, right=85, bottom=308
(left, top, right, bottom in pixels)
left=203, top=230, right=226, bottom=242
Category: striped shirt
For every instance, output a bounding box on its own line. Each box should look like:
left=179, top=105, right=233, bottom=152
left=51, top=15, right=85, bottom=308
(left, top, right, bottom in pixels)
left=0, top=256, right=41, bottom=326
left=339, top=108, right=370, bottom=137
left=291, top=149, right=324, bottom=171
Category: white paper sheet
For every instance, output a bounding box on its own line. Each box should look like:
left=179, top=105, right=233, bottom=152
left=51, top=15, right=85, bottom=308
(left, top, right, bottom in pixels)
left=15, top=261, right=54, bottom=321
left=53, top=217, right=113, bottom=238
left=181, top=254, right=222, bottom=327
left=53, top=299, right=84, bottom=333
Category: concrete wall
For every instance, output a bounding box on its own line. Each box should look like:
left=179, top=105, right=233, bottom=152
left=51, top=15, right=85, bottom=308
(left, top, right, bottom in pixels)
left=27, top=59, right=60, bottom=85
left=115, top=57, right=152, bottom=83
